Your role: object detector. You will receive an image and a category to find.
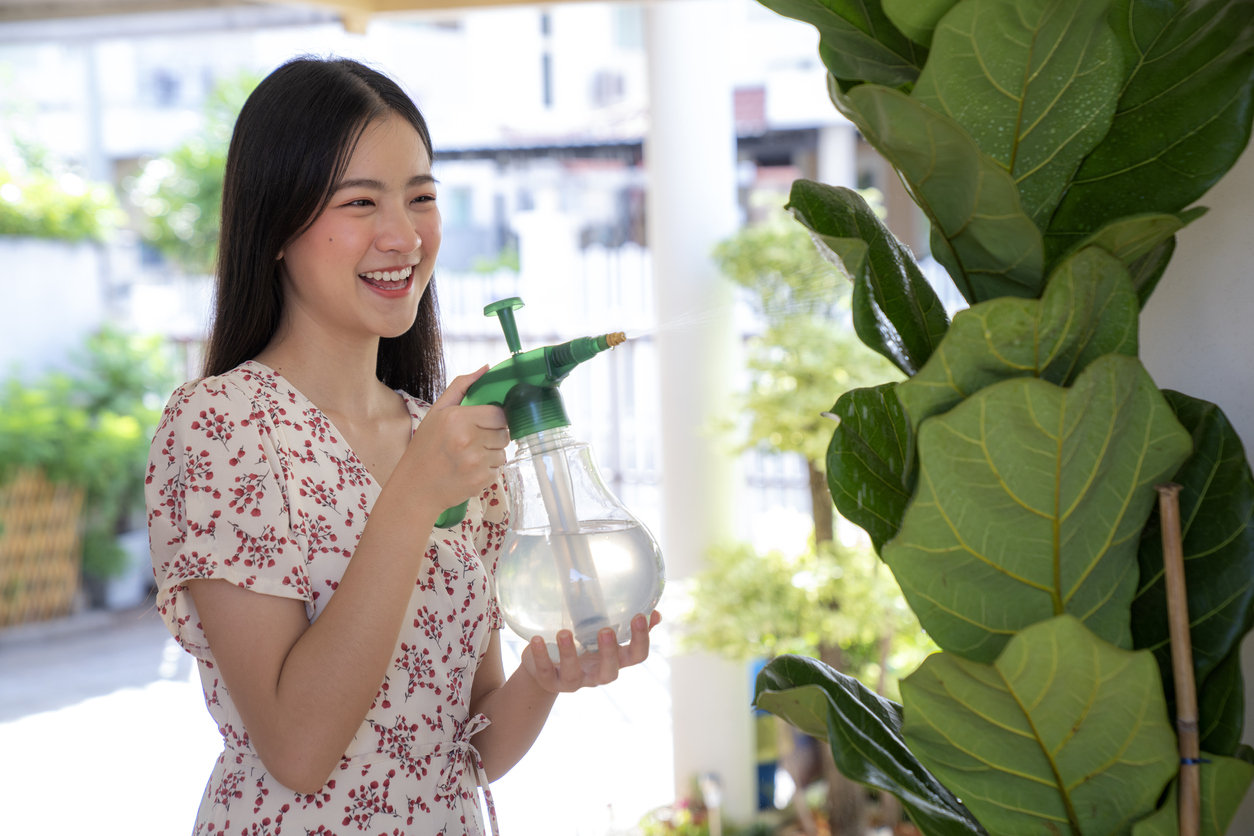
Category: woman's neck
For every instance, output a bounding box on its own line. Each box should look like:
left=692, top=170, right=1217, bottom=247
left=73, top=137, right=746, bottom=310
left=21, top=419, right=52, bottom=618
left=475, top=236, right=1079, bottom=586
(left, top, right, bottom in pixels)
left=254, top=318, right=394, bottom=424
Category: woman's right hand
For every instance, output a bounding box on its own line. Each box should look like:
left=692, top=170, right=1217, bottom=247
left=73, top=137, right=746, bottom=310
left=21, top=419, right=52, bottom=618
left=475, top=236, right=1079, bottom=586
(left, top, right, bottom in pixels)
left=400, top=365, right=510, bottom=512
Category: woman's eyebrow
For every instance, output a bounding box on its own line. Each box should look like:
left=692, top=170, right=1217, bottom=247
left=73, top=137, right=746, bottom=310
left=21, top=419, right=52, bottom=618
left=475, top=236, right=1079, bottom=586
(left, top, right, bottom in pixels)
left=333, top=174, right=437, bottom=191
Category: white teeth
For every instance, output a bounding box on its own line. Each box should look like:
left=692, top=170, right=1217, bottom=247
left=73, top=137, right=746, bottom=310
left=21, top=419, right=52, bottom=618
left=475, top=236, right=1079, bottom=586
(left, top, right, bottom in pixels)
left=361, top=266, right=413, bottom=282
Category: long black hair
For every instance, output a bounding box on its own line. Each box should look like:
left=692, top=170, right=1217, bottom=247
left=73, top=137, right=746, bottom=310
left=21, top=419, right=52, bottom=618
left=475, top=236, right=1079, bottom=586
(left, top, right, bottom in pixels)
left=203, top=57, right=445, bottom=403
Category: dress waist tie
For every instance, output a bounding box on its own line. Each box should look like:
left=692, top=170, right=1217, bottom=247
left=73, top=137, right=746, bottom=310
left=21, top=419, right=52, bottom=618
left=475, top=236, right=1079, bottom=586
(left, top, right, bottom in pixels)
left=435, top=712, right=499, bottom=836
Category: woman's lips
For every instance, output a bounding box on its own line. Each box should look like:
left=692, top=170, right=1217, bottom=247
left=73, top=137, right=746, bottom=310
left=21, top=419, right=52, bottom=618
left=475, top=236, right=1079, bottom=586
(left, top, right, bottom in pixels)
left=359, top=265, right=414, bottom=293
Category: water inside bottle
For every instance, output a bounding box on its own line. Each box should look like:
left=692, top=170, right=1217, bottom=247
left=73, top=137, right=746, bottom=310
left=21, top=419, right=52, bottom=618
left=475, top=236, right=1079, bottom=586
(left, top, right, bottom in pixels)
left=497, top=519, right=665, bottom=658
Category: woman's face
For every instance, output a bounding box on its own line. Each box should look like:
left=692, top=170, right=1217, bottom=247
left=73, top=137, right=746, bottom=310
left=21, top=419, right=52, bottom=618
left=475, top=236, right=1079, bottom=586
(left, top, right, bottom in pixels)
left=278, top=114, right=440, bottom=342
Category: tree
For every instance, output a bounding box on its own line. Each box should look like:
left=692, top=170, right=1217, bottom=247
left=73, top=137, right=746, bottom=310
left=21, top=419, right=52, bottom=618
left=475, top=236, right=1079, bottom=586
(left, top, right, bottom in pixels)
left=126, top=72, right=259, bottom=274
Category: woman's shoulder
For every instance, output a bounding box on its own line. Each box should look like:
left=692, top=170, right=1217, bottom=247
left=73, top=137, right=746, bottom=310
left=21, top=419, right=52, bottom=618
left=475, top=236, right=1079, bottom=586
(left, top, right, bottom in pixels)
left=157, top=361, right=289, bottom=436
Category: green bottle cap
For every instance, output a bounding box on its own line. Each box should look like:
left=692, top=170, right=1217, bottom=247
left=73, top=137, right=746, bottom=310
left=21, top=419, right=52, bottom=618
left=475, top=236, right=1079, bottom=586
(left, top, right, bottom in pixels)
left=503, top=382, right=570, bottom=438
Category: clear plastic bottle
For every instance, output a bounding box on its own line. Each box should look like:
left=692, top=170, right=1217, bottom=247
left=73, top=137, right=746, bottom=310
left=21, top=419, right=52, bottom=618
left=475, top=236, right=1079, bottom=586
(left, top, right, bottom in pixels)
left=496, top=427, right=665, bottom=660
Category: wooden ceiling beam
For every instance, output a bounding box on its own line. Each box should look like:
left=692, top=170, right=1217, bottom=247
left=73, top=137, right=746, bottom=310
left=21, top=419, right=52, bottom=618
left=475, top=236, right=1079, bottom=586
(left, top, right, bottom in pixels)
left=0, top=0, right=613, bottom=28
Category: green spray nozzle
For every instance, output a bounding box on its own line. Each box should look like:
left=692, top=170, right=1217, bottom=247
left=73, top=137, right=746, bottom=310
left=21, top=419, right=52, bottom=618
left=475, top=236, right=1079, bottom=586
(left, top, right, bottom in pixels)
left=434, top=297, right=624, bottom=528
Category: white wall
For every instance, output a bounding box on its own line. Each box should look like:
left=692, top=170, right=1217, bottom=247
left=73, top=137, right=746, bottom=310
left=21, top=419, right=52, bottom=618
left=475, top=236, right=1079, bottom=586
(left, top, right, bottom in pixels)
left=0, top=238, right=106, bottom=378
left=1139, top=140, right=1254, bottom=830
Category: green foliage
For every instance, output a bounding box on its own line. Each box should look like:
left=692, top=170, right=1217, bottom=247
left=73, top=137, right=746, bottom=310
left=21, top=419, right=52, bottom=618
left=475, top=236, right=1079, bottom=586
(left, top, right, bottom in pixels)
left=126, top=72, right=259, bottom=274
left=755, top=655, right=988, bottom=836
left=1048, top=209, right=1206, bottom=305
left=882, top=0, right=959, bottom=47
left=1133, top=390, right=1254, bottom=757
left=894, top=245, right=1140, bottom=431
left=0, top=167, right=120, bottom=242
left=638, top=803, right=710, bottom=836
left=1046, top=0, right=1254, bottom=260
left=0, top=327, right=175, bottom=578
left=1132, top=755, right=1254, bottom=836
left=713, top=203, right=901, bottom=463
left=471, top=241, right=520, bottom=274
left=912, top=0, right=1123, bottom=228
left=681, top=540, right=933, bottom=697
left=786, top=181, right=949, bottom=376
left=902, top=616, right=1178, bottom=836
left=887, top=354, right=1192, bottom=662
left=713, top=204, right=852, bottom=324
left=747, top=0, right=1254, bottom=831
left=756, top=0, right=927, bottom=89
left=696, top=205, right=915, bottom=691
left=824, top=382, right=915, bottom=554
left=830, top=82, right=1045, bottom=303
left=743, top=318, right=899, bottom=465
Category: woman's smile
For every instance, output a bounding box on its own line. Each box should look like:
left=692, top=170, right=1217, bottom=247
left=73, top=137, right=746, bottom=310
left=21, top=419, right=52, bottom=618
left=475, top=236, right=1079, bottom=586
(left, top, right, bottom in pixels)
left=359, top=263, right=417, bottom=296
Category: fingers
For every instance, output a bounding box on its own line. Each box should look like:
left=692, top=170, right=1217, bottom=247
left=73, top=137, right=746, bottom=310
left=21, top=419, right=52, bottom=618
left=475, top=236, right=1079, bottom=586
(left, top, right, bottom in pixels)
left=596, top=628, right=620, bottom=683
left=523, top=613, right=659, bottom=694
left=618, top=613, right=653, bottom=668
left=431, top=365, right=490, bottom=410
left=527, top=636, right=559, bottom=691
left=556, top=631, right=585, bottom=691
left=460, top=405, right=509, bottom=433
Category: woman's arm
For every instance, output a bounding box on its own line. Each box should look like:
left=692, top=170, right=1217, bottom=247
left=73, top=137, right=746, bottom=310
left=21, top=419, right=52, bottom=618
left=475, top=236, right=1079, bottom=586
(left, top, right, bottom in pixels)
left=467, top=612, right=661, bottom=781
left=187, top=371, right=508, bottom=794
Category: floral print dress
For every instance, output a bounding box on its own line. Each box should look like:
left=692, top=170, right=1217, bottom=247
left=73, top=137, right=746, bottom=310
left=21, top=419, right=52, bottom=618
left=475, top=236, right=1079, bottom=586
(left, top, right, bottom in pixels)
left=146, top=361, right=508, bottom=836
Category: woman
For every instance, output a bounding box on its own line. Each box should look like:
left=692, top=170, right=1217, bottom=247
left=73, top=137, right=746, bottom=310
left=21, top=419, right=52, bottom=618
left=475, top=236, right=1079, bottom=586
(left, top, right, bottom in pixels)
left=145, top=57, right=658, bottom=835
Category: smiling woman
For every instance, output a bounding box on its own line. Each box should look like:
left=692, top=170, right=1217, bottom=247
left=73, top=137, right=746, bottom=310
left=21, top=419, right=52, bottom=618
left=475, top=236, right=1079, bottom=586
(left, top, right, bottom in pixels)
left=144, top=57, right=659, bottom=836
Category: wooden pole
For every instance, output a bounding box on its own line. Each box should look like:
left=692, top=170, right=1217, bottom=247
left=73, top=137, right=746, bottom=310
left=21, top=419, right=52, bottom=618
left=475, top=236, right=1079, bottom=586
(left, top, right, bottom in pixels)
left=1156, top=482, right=1200, bottom=836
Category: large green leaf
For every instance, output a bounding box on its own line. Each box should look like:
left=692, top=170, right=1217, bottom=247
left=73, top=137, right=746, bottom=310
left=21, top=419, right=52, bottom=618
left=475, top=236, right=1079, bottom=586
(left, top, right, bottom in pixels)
left=1132, top=390, right=1254, bottom=756
left=787, top=179, right=949, bottom=375
left=912, top=0, right=1123, bottom=229
left=884, top=354, right=1192, bottom=662
left=831, top=81, right=1044, bottom=304
left=1130, top=754, right=1254, bottom=836
left=903, top=615, right=1179, bottom=836
left=1047, top=0, right=1254, bottom=256
left=755, top=655, right=989, bottom=836
left=757, top=0, right=927, bottom=88
left=895, top=246, right=1138, bottom=432
left=883, top=0, right=958, bottom=47
left=1052, top=208, right=1208, bottom=304
left=826, top=382, right=916, bottom=553
left=1197, top=648, right=1246, bottom=757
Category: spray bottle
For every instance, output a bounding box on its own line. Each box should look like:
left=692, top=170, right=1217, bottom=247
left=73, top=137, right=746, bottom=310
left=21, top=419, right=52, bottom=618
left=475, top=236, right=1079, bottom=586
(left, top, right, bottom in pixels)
left=435, top=297, right=665, bottom=659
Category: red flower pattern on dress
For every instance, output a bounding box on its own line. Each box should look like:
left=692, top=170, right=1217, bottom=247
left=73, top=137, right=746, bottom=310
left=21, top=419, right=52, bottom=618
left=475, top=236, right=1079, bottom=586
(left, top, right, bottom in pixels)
left=147, top=362, right=507, bottom=836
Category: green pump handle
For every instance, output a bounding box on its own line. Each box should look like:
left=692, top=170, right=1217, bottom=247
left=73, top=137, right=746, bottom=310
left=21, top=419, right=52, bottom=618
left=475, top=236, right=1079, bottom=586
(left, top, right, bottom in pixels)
left=432, top=297, right=624, bottom=529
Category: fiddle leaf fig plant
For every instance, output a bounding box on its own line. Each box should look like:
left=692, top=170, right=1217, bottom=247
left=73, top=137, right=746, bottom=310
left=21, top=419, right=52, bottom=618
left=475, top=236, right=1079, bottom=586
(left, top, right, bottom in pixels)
left=749, top=0, right=1254, bottom=833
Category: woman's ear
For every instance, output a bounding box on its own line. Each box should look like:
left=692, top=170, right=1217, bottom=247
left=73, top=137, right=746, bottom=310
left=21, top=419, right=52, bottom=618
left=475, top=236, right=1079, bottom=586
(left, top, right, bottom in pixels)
left=276, top=249, right=284, bottom=261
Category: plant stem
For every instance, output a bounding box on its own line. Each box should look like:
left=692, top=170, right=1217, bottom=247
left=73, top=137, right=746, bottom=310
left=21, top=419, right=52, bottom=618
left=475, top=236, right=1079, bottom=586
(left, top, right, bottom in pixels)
left=1156, top=482, right=1200, bottom=836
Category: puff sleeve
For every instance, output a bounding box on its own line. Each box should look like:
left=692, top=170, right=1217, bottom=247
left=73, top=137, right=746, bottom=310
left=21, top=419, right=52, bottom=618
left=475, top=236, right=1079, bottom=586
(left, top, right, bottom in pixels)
left=145, top=375, right=310, bottom=660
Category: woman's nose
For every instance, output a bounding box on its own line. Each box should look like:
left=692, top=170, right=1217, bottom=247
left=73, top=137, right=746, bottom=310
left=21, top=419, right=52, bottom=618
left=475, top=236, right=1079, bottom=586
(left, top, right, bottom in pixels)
left=376, top=203, right=421, bottom=254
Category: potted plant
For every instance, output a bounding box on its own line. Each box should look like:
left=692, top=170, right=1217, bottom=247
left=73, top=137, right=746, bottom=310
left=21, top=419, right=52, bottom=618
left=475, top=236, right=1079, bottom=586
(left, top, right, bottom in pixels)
left=0, top=327, right=174, bottom=616
left=747, top=0, right=1254, bottom=834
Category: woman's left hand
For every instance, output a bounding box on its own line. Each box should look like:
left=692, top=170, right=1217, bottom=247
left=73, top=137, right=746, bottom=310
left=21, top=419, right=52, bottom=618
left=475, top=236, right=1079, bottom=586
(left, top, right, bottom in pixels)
left=520, top=611, right=662, bottom=693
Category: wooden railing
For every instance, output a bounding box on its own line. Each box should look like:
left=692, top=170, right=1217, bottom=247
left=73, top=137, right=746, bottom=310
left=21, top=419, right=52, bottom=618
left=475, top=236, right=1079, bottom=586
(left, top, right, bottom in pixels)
left=0, top=469, right=84, bottom=627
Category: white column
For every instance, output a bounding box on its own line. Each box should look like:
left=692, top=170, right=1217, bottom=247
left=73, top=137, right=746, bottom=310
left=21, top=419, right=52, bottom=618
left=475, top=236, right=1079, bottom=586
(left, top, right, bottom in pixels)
left=645, top=0, right=753, bottom=823
left=816, top=120, right=857, bottom=189
left=1139, top=140, right=1254, bottom=828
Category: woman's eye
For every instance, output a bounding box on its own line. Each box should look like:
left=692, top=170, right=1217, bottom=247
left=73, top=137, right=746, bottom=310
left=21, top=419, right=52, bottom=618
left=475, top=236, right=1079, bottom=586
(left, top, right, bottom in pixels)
left=413, top=194, right=436, bottom=204
left=346, top=198, right=374, bottom=207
